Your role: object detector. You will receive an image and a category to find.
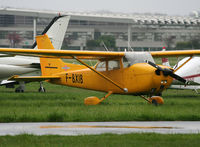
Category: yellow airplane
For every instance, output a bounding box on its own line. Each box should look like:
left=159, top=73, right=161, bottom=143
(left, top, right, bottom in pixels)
left=1, top=34, right=200, bottom=105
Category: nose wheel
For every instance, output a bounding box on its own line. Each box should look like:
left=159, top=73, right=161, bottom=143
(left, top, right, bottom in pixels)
left=38, top=82, right=46, bottom=92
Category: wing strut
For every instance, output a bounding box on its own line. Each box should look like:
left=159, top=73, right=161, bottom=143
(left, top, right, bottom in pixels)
left=174, top=56, right=193, bottom=72
left=73, top=56, right=128, bottom=93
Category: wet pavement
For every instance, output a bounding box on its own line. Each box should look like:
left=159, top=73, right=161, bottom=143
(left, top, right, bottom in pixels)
left=1, top=121, right=200, bottom=136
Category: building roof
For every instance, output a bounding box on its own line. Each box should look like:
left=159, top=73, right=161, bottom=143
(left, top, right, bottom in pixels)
left=0, top=7, right=200, bottom=25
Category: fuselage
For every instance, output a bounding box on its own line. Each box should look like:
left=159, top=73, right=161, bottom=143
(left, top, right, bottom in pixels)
left=49, top=62, right=173, bottom=95
left=0, top=56, right=40, bottom=80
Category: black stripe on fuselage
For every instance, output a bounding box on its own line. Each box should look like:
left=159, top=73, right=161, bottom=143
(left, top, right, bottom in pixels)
left=45, top=66, right=58, bottom=69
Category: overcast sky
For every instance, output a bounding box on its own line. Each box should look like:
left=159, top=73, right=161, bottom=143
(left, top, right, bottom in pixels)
left=0, top=0, right=199, bottom=16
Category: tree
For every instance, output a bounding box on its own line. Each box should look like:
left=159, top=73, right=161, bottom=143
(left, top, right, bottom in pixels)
left=190, top=38, right=200, bottom=49
left=98, top=35, right=116, bottom=49
left=8, top=32, right=22, bottom=48
left=86, top=35, right=116, bottom=50
left=176, top=37, right=200, bottom=50
left=86, top=40, right=99, bottom=48
left=176, top=41, right=192, bottom=49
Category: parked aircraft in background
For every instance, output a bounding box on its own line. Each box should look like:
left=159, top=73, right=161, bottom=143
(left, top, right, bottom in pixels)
left=0, top=15, right=70, bottom=92
left=161, top=47, right=200, bottom=93
left=1, top=34, right=200, bottom=106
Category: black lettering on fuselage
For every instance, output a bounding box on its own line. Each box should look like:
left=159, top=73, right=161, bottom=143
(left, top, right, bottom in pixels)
left=66, top=73, right=83, bottom=84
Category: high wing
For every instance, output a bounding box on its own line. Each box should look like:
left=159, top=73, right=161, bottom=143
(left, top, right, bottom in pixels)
left=151, top=50, right=200, bottom=57
left=0, top=48, right=125, bottom=60
left=0, top=48, right=200, bottom=59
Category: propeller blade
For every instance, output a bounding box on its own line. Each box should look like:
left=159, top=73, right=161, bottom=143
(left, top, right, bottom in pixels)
left=169, top=73, right=187, bottom=84
left=146, top=61, right=163, bottom=71
left=146, top=60, right=188, bottom=84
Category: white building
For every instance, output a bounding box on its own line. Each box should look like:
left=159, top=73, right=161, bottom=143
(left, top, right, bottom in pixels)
left=0, top=8, right=200, bottom=51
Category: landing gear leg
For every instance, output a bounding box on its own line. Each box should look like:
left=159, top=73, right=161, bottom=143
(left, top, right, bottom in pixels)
left=38, top=82, right=46, bottom=92
left=84, top=91, right=113, bottom=105
left=15, top=81, right=25, bottom=93
left=194, top=89, right=199, bottom=94
left=140, top=95, right=152, bottom=103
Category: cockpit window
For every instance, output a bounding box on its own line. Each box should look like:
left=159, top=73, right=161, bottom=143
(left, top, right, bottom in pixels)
left=96, top=61, right=106, bottom=71
left=96, top=59, right=121, bottom=71
left=108, top=60, right=120, bottom=70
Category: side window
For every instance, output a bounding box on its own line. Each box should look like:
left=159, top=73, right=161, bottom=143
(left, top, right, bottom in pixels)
left=96, top=61, right=106, bottom=71
left=108, top=60, right=120, bottom=70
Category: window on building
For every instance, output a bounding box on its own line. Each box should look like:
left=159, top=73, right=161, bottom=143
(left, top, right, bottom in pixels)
left=0, top=31, right=8, bottom=39
left=154, top=33, right=163, bottom=41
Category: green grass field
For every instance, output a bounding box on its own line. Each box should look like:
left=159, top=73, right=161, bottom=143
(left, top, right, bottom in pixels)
left=0, top=58, right=200, bottom=146
left=1, top=133, right=200, bottom=147
left=0, top=82, right=200, bottom=122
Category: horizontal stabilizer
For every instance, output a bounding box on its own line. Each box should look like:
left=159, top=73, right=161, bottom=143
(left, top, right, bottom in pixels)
left=8, top=75, right=60, bottom=82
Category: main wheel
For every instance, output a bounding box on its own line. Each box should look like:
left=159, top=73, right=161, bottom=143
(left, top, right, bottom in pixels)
left=15, top=89, right=24, bottom=93
left=38, top=87, right=46, bottom=92
left=152, top=99, right=158, bottom=106
left=149, top=96, right=164, bottom=105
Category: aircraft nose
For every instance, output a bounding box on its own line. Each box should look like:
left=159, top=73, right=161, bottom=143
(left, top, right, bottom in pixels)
left=147, top=61, right=187, bottom=85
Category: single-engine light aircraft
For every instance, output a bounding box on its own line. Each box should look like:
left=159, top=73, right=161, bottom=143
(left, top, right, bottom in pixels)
left=1, top=34, right=200, bottom=105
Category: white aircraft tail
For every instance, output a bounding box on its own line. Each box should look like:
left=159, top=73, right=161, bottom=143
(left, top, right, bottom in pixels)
left=19, top=15, right=70, bottom=61
left=32, top=15, right=70, bottom=50
left=0, top=15, right=70, bottom=86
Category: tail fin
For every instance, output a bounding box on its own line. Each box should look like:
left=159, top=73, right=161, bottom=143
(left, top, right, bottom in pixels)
left=161, top=47, right=171, bottom=67
left=32, top=15, right=70, bottom=50
left=36, top=34, right=55, bottom=49
left=36, top=34, right=85, bottom=76
left=36, top=34, right=66, bottom=76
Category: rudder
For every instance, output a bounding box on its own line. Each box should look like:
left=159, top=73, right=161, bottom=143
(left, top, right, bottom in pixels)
left=36, top=34, right=86, bottom=76
left=36, top=34, right=65, bottom=76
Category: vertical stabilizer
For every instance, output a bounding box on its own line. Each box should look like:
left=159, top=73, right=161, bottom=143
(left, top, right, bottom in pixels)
left=36, top=34, right=65, bottom=76
left=33, top=15, right=70, bottom=50
left=36, top=34, right=55, bottom=49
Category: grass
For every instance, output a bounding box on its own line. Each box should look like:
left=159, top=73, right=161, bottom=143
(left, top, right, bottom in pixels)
left=1, top=133, right=200, bottom=147
left=0, top=58, right=199, bottom=146
left=0, top=82, right=200, bottom=122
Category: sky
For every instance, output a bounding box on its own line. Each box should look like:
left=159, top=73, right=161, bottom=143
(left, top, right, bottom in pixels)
left=0, top=0, right=199, bottom=16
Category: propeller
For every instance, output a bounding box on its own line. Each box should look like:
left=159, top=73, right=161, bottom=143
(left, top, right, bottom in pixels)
left=146, top=60, right=188, bottom=84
